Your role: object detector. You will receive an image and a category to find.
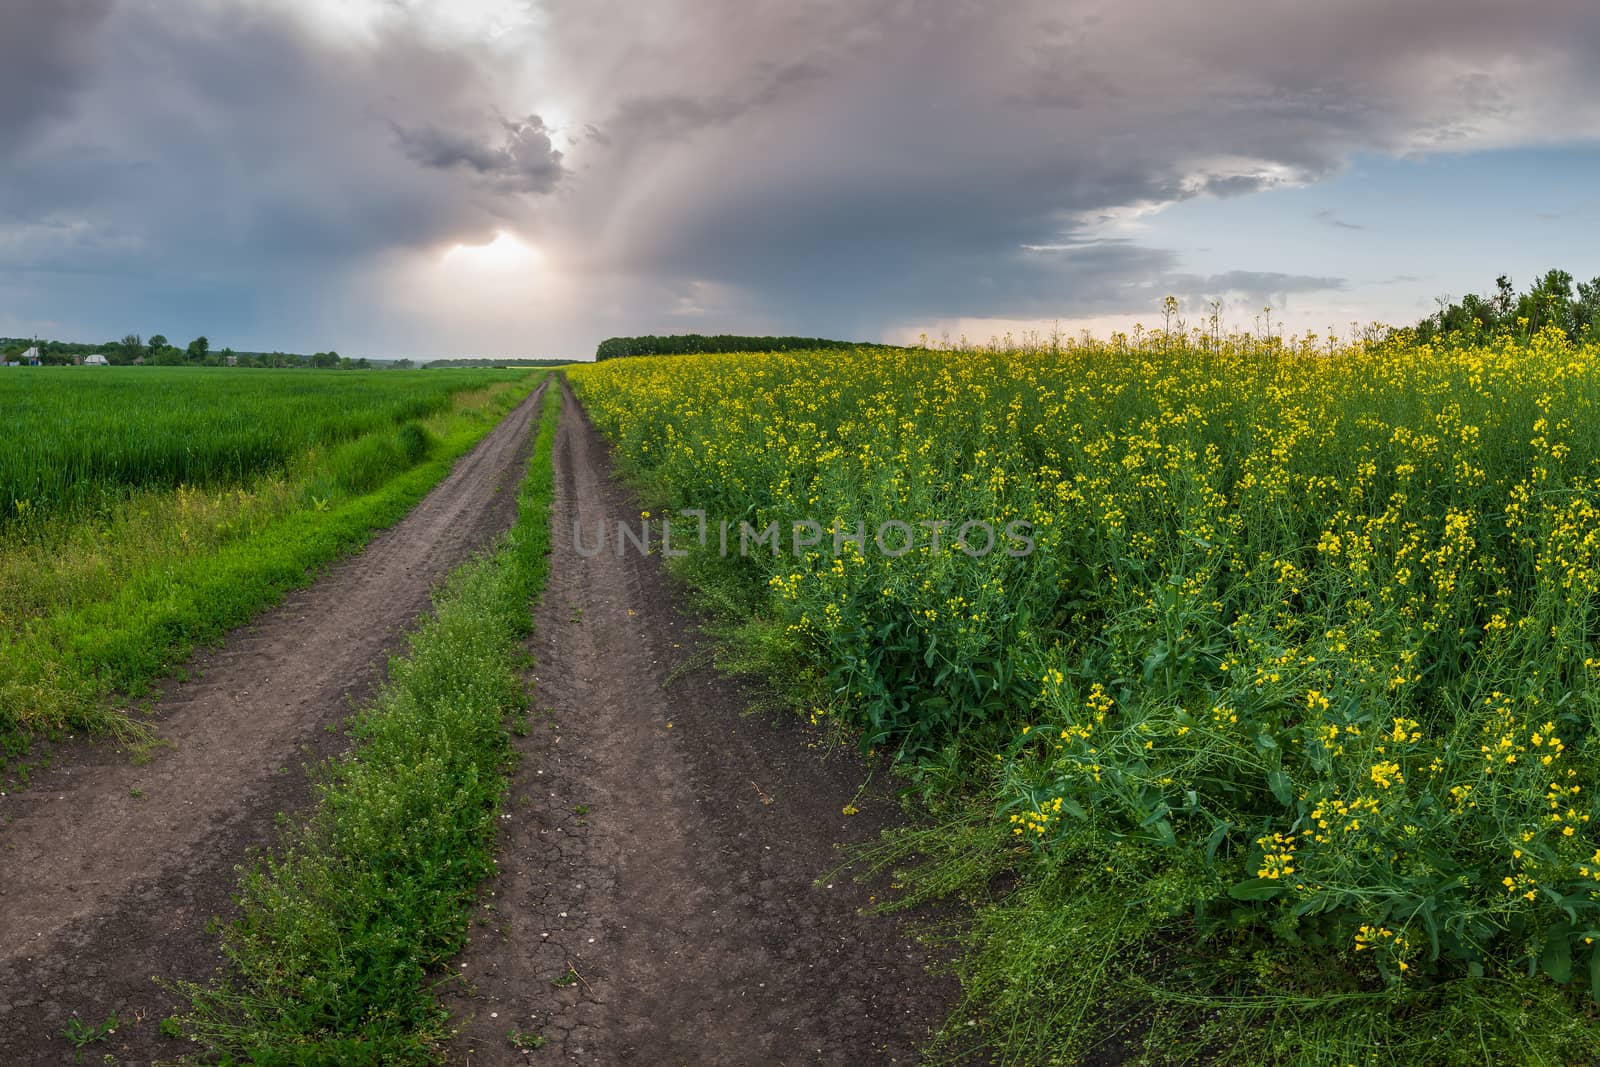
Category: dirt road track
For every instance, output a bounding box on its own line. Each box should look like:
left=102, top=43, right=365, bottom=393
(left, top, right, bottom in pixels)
left=0, top=381, right=547, bottom=1065
left=440, top=381, right=959, bottom=1065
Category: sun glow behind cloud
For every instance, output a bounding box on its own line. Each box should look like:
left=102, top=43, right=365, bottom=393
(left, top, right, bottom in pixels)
left=440, top=231, right=543, bottom=272
left=363, top=229, right=575, bottom=358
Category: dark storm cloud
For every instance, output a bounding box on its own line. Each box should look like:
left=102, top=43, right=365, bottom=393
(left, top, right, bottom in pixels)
left=605, top=60, right=826, bottom=144
left=539, top=0, right=1600, bottom=331
left=6, top=0, right=1600, bottom=352
left=396, top=114, right=563, bottom=193
left=1, top=1, right=560, bottom=294
left=0, top=0, right=114, bottom=151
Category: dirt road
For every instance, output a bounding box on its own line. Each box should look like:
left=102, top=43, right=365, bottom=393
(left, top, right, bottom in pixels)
left=439, top=382, right=958, bottom=1065
left=0, top=381, right=547, bottom=1065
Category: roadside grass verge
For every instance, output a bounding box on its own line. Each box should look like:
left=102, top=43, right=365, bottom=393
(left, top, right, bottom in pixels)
left=0, top=374, right=542, bottom=762
left=857, top=815, right=1600, bottom=1066
left=168, top=381, right=561, bottom=1064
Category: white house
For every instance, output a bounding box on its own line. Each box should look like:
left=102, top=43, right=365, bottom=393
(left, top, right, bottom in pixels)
left=84, top=353, right=109, bottom=365
left=21, top=346, right=40, bottom=365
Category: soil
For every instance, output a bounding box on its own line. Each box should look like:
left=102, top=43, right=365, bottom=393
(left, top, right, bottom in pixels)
left=0, top=381, right=548, bottom=1065
left=437, top=380, right=962, bottom=1065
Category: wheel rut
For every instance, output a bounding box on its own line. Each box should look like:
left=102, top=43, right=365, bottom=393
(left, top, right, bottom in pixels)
left=441, top=381, right=958, bottom=1066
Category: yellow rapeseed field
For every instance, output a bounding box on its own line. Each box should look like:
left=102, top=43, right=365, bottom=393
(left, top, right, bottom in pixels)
left=573, top=326, right=1600, bottom=1060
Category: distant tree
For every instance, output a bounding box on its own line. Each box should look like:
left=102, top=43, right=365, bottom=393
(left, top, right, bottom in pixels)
left=145, top=333, right=182, bottom=364
left=1576, top=278, right=1600, bottom=337
left=594, top=334, right=864, bottom=361
left=1407, top=268, right=1600, bottom=343
left=1457, top=293, right=1492, bottom=333
left=422, top=357, right=569, bottom=368
left=392, top=358, right=415, bottom=369
left=1493, top=275, right=1516, bottom=318
left=186, top=336, right=210, bottom=363
left=116, top=334, right=144, bottom=365
left=1526, top=269, right=1575, bottom=334
left=310, top=351, right=339, bottom=369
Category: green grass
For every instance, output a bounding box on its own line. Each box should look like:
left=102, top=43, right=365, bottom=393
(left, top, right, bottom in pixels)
left=858, top=815, right=1600, bottom=1066
left=0, top=367, right=528, bottom=520
left=0, top=373, right=541, bottom=755
left=170, top=382, right=562, bottom=1064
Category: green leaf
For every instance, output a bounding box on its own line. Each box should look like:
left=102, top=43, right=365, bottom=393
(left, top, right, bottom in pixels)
left=1204, top=820, right=1230, bottom=862
left=1291, top=891, right=1341, bottom=918
left=1228, top=877, right=1285, bottom=902
left=1543, top=934, right=1573, bottom=985
left=1420, top=907, right=1440, bottom=961
left=1139, top=803, right=1173, bottom=828
left=1267, top=769, right=1293, bottom=807
left=1142, top=643, right=1168, bottom=681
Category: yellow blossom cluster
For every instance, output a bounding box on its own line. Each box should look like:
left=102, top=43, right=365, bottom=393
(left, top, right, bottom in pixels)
left=572, top=324, right=1600, bottom=987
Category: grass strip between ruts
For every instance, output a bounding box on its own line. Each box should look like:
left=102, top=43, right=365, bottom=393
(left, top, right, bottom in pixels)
left=169, top=381, right=562, bottom=1065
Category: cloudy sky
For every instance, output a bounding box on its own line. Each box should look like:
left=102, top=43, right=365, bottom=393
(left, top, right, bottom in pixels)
left=4, top=0, right=1600, bottom=359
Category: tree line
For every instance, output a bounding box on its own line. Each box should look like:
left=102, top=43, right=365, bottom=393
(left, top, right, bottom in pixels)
left=1409, top=269, right=1600, bottom=343
left=594, top=334, right=862, bottom=361
left=1, top=333, right=411, bottom=369
left=423, top=357, right=571, bottom=368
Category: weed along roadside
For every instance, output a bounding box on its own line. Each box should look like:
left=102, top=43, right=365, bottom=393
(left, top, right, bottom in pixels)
left=167, top=383, right=562, bottom=1062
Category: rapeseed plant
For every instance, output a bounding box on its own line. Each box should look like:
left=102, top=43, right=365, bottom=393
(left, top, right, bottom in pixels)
left=574, top=325, right=1600, bottom=1061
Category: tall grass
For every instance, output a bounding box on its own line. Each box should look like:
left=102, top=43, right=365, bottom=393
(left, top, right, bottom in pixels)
left=571, top=328, right=1600, bottom=1064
